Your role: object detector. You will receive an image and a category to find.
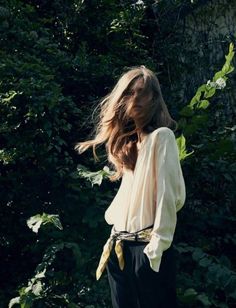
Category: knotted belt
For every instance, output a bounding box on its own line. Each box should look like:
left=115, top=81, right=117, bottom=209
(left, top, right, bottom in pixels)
left=96, top=225, right=153, bottom=280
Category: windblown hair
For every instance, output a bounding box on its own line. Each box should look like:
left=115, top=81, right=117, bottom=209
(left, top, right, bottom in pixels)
left=74, top=65, right=178, bottom=182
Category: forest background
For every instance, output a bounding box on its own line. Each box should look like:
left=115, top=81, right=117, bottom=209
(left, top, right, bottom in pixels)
left=0, top=0, right=235, bottom=307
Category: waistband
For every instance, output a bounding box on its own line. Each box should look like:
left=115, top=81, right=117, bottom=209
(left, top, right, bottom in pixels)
left=110, top=224, right=153, bottom=242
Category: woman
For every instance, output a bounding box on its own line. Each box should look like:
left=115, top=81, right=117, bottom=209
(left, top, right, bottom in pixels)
left=75, top=65, right=186, bottom=308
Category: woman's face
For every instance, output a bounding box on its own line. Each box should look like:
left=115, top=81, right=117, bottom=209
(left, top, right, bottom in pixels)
left=124, top=78, right=153, bottom=119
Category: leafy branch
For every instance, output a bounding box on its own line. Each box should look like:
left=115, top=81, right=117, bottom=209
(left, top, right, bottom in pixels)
left=176, top=42, right=235, bottom=160
left=9, top=214, right=82, bottom=307
left=27, top=213, right=63, bottom=233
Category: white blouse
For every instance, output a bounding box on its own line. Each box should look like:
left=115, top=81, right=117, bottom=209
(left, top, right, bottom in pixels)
left=104, top=126, right=186, bottom=272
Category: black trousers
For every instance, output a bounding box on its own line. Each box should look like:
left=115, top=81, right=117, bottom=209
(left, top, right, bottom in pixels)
left=106, top=240, right=178, bottom=308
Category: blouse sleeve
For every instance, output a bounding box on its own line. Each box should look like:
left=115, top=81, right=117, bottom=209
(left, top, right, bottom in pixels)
left=143, top=128, right=186, bottom=272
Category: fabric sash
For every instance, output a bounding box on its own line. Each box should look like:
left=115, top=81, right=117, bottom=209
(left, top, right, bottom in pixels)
left=96, top=225, right=153, bottom=280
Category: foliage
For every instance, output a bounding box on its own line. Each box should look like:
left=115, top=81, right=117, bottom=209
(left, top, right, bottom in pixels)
left=0, top=0, right=235, bottom=307
left=176, top=134, right=194, bottom=161
left=175, top=243, right=236, bottom=307
left=179, top=43, right=235, bottom=137
left=73, top=165, right=115, bottom=187
left=27, top=213, right=63, bottom=233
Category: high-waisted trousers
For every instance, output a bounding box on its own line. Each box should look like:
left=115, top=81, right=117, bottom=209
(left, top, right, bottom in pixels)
left=106, top=240, right=178, bottom=308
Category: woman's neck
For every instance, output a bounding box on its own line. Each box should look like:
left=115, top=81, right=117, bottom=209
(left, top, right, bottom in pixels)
left=136, top=129, right=147, bottom=143
left=137, top=133, right=147, bottom=144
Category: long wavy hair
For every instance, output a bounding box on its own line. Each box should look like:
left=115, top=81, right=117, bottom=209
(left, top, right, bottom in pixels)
left=74, top=65, right=178, bottom=182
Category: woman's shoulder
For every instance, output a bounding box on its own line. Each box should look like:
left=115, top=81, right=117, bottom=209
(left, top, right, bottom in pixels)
left=151, top=126, right=175, bottom=139
left=146, top=127, right=175, bottom=151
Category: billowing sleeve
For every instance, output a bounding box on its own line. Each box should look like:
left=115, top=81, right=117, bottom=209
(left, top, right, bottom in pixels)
left=143, top=127, right=186, bottom=272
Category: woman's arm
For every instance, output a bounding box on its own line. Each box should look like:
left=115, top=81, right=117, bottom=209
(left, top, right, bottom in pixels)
left=143, top=127, right=186, bottom=272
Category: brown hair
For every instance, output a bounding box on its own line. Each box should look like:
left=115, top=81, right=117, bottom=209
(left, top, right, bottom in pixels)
left=74, top=65, right=177, bottom=182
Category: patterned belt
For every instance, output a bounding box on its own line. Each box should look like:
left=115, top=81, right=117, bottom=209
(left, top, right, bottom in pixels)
left=96, top=225, right=153, bottom=280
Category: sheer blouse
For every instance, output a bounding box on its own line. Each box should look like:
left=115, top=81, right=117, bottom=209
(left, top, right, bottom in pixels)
left=104, top=126, right=186, bottom=272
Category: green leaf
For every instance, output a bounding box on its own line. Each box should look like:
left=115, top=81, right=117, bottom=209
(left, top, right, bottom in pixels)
left=32, top=281, right=43, bottom=296
left=192, top=247, right=206, bottom=261
left=176, top=134, right=194, bottom=161
left=199, top=257, right=212, bottom=267
left=179, top=106, right=194, bottom=117
left=184, top=288, right=198, bottom=297
left=226, top=65, right=234, bottom=74
left=1, top=90, right=19, bottom=104
left=189, top=91, right=201, bottom=108
left=197, top=293, right=211, bottom=306
left=8, top=297, right=20, bottom=308
left=35, top=268, right=46, bottom=279
left=222, top=62, right=230, bottom=74
left=27, top=213, right=63, bottom=233
left=197, top=84, right=207, bottom=92
left=204, top=87, right=216, bottom=98
left=26, top=215, right=43, bottom=233
left=76, top=164, right=115, bottom=186
left=49, top=215, right=63, bottom=231
left=213, top=70, right=224, bottom=81
left=198, top=99, right=209, bottom=109
left=182, top=288, right=198, bottom=304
